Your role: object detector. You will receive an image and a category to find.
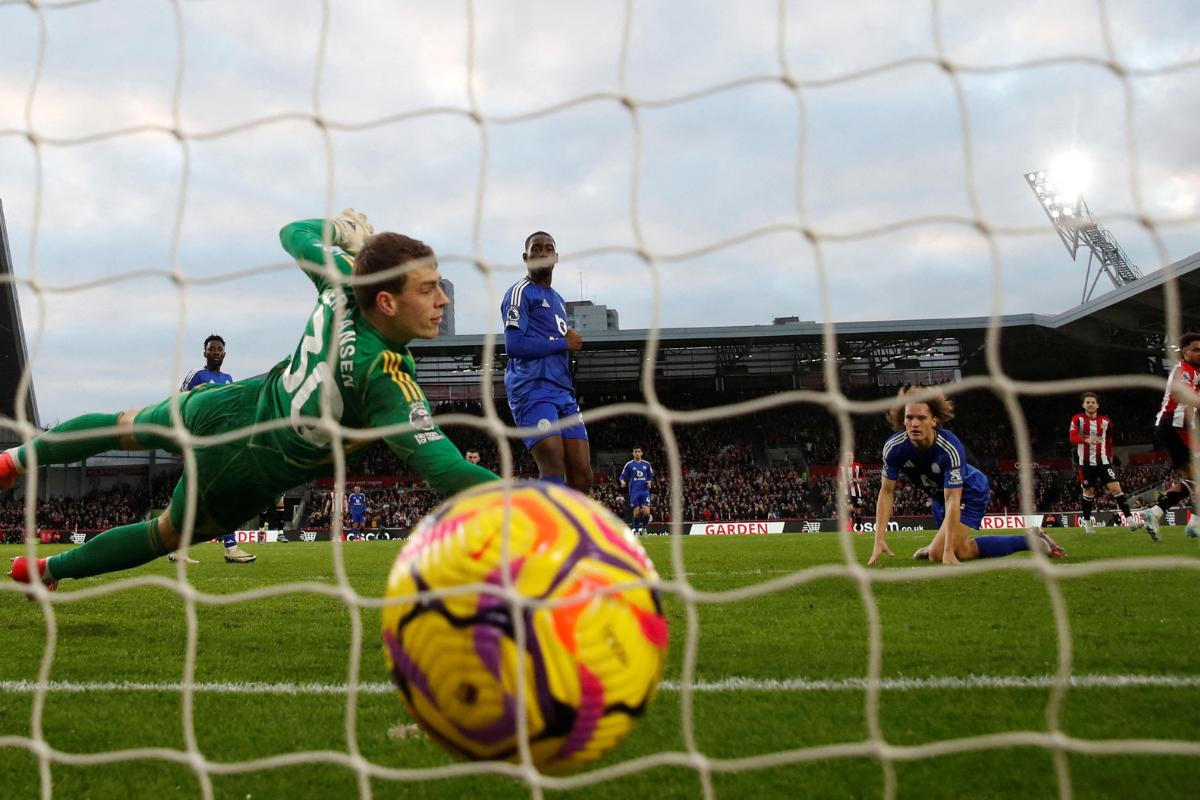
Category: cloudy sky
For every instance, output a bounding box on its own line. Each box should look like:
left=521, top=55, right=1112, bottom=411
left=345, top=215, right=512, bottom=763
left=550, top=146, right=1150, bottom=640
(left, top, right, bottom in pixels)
left=1, top=0, right=1198, bottom=423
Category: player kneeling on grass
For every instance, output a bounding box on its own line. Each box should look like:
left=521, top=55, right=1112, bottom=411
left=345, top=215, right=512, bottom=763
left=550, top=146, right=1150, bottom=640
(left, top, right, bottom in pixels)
left=867, top=387, right=1065, bottom=567
left=6, top=210, right=497, bottom=592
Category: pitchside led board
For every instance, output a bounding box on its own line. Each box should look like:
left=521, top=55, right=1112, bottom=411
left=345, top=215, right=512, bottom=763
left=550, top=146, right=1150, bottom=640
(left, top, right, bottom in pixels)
left=45, top=510, right=1178, bottom=546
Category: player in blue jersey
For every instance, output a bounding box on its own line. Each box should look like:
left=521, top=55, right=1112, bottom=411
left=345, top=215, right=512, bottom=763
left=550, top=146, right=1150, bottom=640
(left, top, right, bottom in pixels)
left=347, top=485, right=367, bottom=539
left=620, top=447, right=654, bottom=534
left=867, top=387, right=1066, bottom=566
left=501, top=231, right=592, bottom=493
left=180, top=334, right=233, bottom=392
left=170, top=334, right=256, bottom=564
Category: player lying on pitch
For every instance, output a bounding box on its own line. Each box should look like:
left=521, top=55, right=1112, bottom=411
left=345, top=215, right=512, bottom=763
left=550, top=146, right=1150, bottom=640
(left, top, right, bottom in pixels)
left=6, top=210, right=497, bottom=591
left=868, top=387, right=1066, bottom=566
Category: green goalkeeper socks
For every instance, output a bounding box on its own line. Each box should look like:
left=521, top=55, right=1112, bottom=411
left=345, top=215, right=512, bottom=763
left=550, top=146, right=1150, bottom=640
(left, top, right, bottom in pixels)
left=46, top=517, right=169, bottom=581
left=15, top=412, right=124, bottom=469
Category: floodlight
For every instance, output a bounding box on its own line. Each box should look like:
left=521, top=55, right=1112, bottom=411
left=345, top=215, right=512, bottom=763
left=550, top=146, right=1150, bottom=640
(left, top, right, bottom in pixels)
left=1023, top=153, right=1142, bottom=303
left=1047, top=150, right=1092, bottom=201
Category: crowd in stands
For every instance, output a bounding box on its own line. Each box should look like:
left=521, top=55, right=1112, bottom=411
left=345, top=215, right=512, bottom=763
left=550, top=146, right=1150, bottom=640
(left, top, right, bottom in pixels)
left=303, top=484, right=441, bottom=532
left=0, top=474, right=176, bottom=542
left=1, top=389, right=1181, bottom=536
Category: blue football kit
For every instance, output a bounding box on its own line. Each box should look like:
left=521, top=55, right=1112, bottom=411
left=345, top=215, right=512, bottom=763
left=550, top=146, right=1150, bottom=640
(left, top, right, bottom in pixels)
left=881, top=428, right=991, bottom=529
left=501, top=277, right=588, bottom=449
left=348, top=491, right=367, bottom=523
left=180, top=365, right=237, bottom=549
left=180, top=368, right=233, bottom=392
left=620, top=459, right=654, bottom=508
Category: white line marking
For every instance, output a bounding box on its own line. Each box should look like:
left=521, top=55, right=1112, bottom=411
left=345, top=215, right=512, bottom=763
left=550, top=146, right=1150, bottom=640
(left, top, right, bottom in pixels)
left=0, top=674, right=1197, bottom=696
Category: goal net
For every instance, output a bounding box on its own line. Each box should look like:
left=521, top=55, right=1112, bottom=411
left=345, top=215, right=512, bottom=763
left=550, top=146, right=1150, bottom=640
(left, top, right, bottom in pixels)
left=1, top=1, right=1199, bottom=798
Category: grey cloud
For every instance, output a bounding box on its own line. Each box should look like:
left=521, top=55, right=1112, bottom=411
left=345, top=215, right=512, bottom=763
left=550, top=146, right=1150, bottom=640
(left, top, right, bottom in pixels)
left=1, top=0, right=1197, bottom=422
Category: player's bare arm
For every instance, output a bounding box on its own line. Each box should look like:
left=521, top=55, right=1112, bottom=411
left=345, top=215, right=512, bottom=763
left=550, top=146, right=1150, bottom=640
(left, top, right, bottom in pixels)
left=868, top=475, right=897, bottom=566
left=939, top=487, right=964, bottom=565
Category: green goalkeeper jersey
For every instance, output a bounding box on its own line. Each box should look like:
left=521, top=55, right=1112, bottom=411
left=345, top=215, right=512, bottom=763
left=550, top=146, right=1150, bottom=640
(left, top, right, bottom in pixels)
left=249, top=218, right=496, bottom=496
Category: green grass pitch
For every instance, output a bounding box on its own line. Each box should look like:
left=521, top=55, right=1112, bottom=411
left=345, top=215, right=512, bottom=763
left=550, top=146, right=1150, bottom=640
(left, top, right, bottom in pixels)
left=2, top=527, right=1198, bottom=799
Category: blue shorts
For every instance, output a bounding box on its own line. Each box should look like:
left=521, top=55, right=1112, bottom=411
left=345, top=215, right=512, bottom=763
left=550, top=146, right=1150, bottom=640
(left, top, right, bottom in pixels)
left=510, top=394, right=589, bottom=450
left=932, top=489, right=990, bottom=530
left=629, top=491, right=650, bottom=509
left=350, top=511, right=365, bottom=525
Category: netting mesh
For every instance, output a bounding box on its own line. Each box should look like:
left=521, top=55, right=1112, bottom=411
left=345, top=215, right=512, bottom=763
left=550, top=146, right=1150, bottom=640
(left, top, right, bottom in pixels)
left=2, top=1, right=1200, bottom=798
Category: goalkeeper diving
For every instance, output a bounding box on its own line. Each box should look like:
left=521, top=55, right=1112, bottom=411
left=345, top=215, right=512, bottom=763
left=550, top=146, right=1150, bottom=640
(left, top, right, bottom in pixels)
left=6, top=210, right=497, bottom=591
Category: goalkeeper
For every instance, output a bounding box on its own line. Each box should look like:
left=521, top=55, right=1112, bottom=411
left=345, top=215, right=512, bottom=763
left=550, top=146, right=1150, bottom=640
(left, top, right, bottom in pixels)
left=7, top=211, right=497, bottom=590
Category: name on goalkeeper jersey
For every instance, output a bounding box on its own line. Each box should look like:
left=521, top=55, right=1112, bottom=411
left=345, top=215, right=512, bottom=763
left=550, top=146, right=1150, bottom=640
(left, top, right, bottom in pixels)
left=337, top=316, right=356, bottom=389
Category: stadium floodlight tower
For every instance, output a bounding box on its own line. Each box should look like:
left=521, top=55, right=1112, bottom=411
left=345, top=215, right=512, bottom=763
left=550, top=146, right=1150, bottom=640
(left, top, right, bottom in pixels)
left=1024, top=151, right=1143, bottom=303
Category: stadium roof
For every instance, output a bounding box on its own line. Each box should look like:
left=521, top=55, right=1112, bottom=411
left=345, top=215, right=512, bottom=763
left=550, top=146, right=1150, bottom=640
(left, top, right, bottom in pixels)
left=0, top=199, right=38, bottom=434
left=412, top=250, right=1200, bottom=359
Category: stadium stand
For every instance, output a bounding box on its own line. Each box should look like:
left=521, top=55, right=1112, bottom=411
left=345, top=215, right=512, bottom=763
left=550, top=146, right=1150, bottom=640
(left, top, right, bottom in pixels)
left=3, top=252, right=1199, bottom=536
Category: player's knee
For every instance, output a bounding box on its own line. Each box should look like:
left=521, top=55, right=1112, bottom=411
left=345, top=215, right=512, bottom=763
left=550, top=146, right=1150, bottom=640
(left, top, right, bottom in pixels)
left=155, top=512, right=182, bottom=551
left=532, top=443, right=566, bottom=475
left=569, top=471, right=593, bottom=494
left=117, top=408, right=142, bottom=450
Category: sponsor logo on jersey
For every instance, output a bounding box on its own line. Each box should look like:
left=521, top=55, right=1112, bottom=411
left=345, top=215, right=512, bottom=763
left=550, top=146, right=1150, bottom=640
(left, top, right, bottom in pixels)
left=541, top=298, right=551, bottom=308
left=409, top=403, right=435, bottom=432
left=407, top=402, right=443, bottom=445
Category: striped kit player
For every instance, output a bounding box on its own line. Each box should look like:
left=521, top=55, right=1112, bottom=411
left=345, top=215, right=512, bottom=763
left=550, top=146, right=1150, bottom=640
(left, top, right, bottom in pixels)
left=838, top=458, right=865, bottom=531
left=1068, top=392, right=1132, bottom=535
left=1141, top=332, right=1200, bottom=541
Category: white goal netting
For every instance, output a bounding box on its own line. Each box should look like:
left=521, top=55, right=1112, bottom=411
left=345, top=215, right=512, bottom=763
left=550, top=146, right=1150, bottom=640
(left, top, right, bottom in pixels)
left=2, top=1, right=1199, bottom=799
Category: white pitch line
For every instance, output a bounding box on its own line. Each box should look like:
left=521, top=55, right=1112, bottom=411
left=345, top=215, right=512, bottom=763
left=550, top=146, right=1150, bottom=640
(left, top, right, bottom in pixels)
left=0, top=674, right=1198, bottom=696
left=670, top=674, right=1200, bottom=692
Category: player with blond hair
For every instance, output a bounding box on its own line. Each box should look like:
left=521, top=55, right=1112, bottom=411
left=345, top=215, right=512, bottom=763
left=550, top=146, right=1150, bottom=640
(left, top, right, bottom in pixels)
left=868, top=387, right=1065, bottom=566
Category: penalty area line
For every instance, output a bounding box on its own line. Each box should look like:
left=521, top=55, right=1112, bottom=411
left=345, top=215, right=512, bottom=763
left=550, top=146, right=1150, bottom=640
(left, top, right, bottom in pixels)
left=1, top=674, right=1199, bottom=696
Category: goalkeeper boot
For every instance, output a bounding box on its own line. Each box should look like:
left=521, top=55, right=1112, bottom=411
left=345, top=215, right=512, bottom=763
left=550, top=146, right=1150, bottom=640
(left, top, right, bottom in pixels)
left=1033, top=527, right=1067, bottom=559
left=224, top=545, right=256, bottom=564
left=1142, top=506, right=1163, bottom=543
left=0, top=451, right=18, bottom=490
left=8, top=556, right=59, bottom=594
left=912, top=544, right=931, bottom=560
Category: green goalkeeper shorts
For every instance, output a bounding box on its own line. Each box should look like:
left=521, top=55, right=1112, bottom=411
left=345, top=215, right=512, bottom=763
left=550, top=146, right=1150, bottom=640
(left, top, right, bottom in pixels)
left=134, top=379, right=284, bottom=537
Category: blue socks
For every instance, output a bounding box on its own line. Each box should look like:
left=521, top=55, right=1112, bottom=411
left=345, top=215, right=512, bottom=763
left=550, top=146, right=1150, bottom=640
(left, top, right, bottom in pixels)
left=222, top=533, right=237, bottom=548
left=540, top=475, right=567, bottom=486
left=975, top=535, right=1030, bottom=558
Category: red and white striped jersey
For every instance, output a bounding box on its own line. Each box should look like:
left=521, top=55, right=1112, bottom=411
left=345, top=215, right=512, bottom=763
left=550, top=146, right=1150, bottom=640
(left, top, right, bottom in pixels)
left=1156, top=360, right=1200, bottom=428
left=839, top=461, right=864, bottom=497
left=1068, top=413, right=1112, bottom=466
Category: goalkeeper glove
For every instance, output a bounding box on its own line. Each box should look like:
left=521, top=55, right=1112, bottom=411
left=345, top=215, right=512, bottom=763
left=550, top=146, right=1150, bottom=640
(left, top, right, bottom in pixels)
left=330, top=208, right=374, bottom=255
